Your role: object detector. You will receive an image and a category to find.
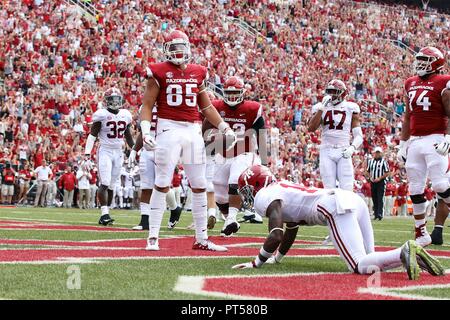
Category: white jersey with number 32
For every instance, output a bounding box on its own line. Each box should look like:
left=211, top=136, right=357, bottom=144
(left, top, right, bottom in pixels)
left=93, top=108, right=133, bottom=149
left=312, top=100, right=360, bottom=147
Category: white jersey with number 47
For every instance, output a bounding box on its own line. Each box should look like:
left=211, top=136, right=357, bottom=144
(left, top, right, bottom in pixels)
left=92, top=108, right=133, bottom=149
left=312, top=100, right=360, bottom=147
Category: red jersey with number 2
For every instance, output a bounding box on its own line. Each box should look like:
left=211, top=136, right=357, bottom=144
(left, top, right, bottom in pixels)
left=148, top=62, right=208, bottom=123
left=405, top=73, right=450, bottom=136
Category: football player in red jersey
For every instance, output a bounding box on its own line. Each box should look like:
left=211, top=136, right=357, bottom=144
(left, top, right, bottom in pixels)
left=140, top=30, right=236, bottom=251
left=205, top=76, right=267, bottom=236
left=398, top=46, right=450, bottom=247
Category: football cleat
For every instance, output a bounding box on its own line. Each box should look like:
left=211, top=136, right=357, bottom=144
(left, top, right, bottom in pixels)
left=207, top=215, right=216, bottom=230
left=416, top=245, right=445, bottom=276
left=145, top=238, right=160, bottom=251
left=168, top=207, right=182, bottom=230
left=132, top=215, right=149, bottom=231
left=415, top=223, right=432, bottom=247
left=221, top=221, right=240, bottom=236
left=192, top=240, right=228, bottom=252
left=400, top=240, right=420, bottom=280
left=98, top=214, right=115, bottom=226
left=430, top=227, right=443, bottom=245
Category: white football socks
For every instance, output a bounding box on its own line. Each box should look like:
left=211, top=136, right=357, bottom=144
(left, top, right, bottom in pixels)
left=415, top=218, right=426, bottom=228
left=227, top=207, right=239, bottom=223
left=148, top=189, right=167, bottom=239
left=140, top=202, right=150, bottom=216
left=357, top=248, right=402, bottom=274
left=192, top=192, right=208, bottom=242
left=101, top=206, right=109, bottom=216
left=207, top=207, right=216, bottom=218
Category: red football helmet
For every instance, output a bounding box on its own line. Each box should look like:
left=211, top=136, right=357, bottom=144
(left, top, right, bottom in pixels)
left=238, top=165, right=276, bottom=209
left=414, top=46, right=445, bottom=77
left=104, top=87, right=124, bottom=110
left=325, top=79, right=347, bottom=105
left=223, top=76, right=245, bottom=107
left=163, top=30, right=191, bottom=65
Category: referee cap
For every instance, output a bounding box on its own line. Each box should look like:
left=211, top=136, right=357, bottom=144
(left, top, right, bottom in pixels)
left=374, top=147, right=383, bottom=153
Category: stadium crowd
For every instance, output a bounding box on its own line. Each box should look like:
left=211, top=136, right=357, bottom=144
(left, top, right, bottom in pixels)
left=0, top=0, right=449, bottom=216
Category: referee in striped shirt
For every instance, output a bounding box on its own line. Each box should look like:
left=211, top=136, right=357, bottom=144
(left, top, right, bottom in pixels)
left=365, top=147, right=391, bottom=220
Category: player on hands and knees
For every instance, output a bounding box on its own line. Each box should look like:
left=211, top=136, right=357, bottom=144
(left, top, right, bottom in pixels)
left=232, top=165, right=445, bottom=281
left=140, top=30, right=236, bottom=251
left=84, top=87, right=133, bottom=226
left=204, top=76, right=267, bottom=236
left=398, top=46, right=450, bottom=247
left=308, top=79, right=363, bottom=244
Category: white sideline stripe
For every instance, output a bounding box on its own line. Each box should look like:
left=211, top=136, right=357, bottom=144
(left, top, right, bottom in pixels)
left=358, top=283, right=450, bottom=300
left=174, top=276, right=269, bottom=300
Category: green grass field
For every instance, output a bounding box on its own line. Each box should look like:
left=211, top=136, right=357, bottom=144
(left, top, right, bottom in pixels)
left=0, top=207, right=449, bottom=300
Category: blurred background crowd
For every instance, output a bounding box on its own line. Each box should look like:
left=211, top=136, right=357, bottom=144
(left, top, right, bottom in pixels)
left=0, top=0, right=448, bottom=216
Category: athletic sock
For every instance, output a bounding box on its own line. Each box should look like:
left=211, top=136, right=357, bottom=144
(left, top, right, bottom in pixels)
left=226, top=207, right=239, bottom=223
left=166, top=189, right=177, bottom=211
left=101, top=206, right=109, bottom=216
left=192, top=192, right=208, bottom=242
left=148, top=189, right=167, bottom=239
left=357, top=248, right=402, bottom=274
left=415, top=218, right=426, bottom=228
left=207, top=207, right=216, bottom=218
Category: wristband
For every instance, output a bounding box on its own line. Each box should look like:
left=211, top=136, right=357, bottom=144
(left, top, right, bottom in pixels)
left=140, top=120, right=152, bottom=136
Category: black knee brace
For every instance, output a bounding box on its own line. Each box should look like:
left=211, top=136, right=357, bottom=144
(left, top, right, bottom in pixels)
left=410, top=193, right=426, bottom=204
left=216, top=202, right=229, bottom=215
left=228, top=184, right=239, bottom=195
left=437, top=188, right=450, bottom=199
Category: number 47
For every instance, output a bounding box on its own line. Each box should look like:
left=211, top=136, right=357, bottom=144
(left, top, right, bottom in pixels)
left=408, top=90, right=431, bottom=111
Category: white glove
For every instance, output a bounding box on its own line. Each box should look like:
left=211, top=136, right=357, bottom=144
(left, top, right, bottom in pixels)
left=128, top=149, right=137, bottom=168
left=231, top=261, right=257, bottom=269
left=321, top=95, right=332, bottom=108
left=143, top=134, right=156, bottom=151
left=397, top=140, right=408, bottom=164
left=435, top=135, right=450, bottom=156
left=342, top=145, right=355, bottom=159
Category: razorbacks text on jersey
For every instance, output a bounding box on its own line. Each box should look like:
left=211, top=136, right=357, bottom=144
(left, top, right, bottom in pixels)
left=312, top=101, right=360, bottom=146
left=92, top=108, right=132, bottom=148
left=212, top=99, right=263, bottom=157
left=405, top=73, right=450, bottom=136
left=147, top=62, right=208, bottom=123
left=254, top=181, right=336, bottom=226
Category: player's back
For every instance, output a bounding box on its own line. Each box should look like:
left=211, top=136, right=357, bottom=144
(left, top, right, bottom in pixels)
left=93, top=108, right=132, bottom=149
left=212, top=99, right=262, bottom=156
left=313, top=100, right=359, bottom=147
left=148, top=61, right=208, bottom=123
left=254, top=181, right=332, bottom=226
left=405, top=73, right=450, bottom=136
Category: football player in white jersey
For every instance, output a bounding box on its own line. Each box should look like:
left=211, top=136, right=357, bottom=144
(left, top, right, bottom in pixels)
left=308, top=79, right=363, bottom=191
left=129, top=106, right=182, bottom=231
left=232, top=165, right=445, bottom=281
left=84, top=87, right=134, bottom=225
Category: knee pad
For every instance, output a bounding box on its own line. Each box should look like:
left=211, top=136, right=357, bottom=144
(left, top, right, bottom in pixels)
left=189, top=176, right=207, bottom=190
left=410, top=193, right=427, bottom=215
left=228, top=184, right=239, bottom=195
left=216, top=202, right=229, bottom=215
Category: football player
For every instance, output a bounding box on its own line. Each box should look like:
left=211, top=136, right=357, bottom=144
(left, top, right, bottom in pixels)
left=398, top=46, right=450, bottom=247
left=121, top=164, right=134, bottom=209
left=129, top=106, right=182, bottom=231
left=430, top=197, right=450, bottom=245
left=84, top=87, right=133, bottom=225
left=140, top=30, right=236, bottom=251
left=308, top=79, right=363, bottom=191
left=232, top=165, right=445, bottom=281
left=204, top=76, right=267, bottom=236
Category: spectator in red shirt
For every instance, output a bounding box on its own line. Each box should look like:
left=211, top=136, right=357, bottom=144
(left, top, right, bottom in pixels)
left=18, top=163, right=32, bottom=204
left=384, top=179, right=396, bottom=217
left=1, top=162, right=16, bottom=204
left=361, top=180, right=372, bottom=213
left=58, top=165, right=77, bottom=208
left=171, top=167, right=183, bottom=207
left=396, top=180, right=409, bottom=217
left=424, top=182, right=436, bottom=218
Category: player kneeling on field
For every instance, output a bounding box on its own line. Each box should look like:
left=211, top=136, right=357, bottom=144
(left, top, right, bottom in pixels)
left=232, top=165, right=445, bottom=280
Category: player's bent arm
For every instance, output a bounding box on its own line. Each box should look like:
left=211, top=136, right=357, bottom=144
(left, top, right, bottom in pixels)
left=307, top=111, right=322, bottom=132
left=124, top=125, right=134, bottom=149
left=85, top=122, right=101, bottom=155
left=252, top=117, right=268, bottom=165
left=274, top=222, right=300, bottom=262
left=400, top=104, right=411, bottom=142
left=140, top=78, right=160, bottom=134
left=198, top=86, right=228, bottom=130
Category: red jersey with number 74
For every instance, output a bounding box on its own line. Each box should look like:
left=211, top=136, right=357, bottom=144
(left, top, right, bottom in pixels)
left=147, top=62, right=208, bottom=123
left=405, top=73, right=450, bottom=136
